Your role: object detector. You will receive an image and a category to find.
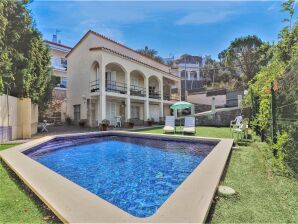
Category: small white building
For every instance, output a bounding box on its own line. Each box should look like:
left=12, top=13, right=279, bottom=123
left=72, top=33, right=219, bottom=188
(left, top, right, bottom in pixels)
left=172, top=63, right=201, bottom=81
left=65, top=30, right=181, bottom=127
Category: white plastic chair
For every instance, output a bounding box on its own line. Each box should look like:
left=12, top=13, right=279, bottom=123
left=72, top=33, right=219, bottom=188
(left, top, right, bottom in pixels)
left=183, top=117, right=196, bottom=134
left=115, top=116, right=122, bottom=128
left=41, top=120, right=49, bottom=132
left=163, top=116, right=175, bottom=133
left=230, top=115, right=243, bottom=132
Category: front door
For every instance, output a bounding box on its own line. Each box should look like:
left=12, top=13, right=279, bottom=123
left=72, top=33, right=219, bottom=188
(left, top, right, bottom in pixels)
left=106, top=102, right=117, bottom=126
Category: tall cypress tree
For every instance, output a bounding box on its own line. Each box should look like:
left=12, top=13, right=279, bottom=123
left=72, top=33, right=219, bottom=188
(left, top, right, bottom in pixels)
left=0, top=0, right=51, bottom=104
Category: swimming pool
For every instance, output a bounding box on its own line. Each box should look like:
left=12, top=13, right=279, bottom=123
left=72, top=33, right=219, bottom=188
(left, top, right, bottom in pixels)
left=24, top=134, right=217, bottom=217
left=0, top=131, right=233, bottom=222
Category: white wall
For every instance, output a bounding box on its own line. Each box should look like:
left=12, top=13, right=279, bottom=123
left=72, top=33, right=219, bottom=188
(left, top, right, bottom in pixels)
left=0, top=95, right=38, bottom=142
left=149, top=104, right=160, bottom=122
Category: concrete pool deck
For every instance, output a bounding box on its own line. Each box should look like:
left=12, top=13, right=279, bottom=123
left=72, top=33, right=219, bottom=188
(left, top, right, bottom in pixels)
left=0, top=131, right=233, bottom=223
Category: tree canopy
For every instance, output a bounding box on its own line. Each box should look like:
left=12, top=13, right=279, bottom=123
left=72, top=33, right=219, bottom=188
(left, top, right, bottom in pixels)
left=137, top=46, right=164, bottom=63
left=0, top=0, right=51, bottom=104
left=219, top=35, right=266, bottom=86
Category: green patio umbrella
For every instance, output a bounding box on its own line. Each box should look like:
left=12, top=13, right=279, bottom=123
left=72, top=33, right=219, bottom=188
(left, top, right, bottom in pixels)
left=170, top=101, right=192, bottom=130
left=170, top=101, right=192, bottom=110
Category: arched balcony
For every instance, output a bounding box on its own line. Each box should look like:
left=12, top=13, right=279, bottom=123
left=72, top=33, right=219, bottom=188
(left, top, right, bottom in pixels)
left=190, top=71, right=198, bottom=80
left=148, top=75, right=161, bottom=99
left=130, top=70, right=146, bottom=97
left=105, top=62, right=127, bottom=94
left=90, top=61, right=100, bottom=92
left=181, top=70, right=188, bottom=80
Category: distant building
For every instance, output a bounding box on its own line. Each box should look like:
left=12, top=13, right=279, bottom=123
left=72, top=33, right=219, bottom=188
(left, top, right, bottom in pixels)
left=167, top=55, right=206, bottom=99
left=43, top=36, right=72, bottom=123
left=45, top=36, right=72, bottom=88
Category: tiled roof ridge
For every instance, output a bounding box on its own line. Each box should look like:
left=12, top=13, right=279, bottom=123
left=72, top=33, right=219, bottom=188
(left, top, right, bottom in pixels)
left=90, top=46, right=180, bottom=80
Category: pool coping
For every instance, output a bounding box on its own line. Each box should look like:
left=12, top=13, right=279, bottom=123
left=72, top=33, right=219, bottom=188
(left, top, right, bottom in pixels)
left=0, top=131, right=233, bottom=223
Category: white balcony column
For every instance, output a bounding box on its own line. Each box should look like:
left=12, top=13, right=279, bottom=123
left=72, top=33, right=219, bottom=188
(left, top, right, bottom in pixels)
left=144, top=100, right=150, bottom=120
left=144, top=76, right=149, bottom=98
left=160, top=77, right=163, bottom=101
left=100, top=94, right=106, bottom=121
left=126, top=71, right=131, bottom=96
left=178, top=80, right=182, bottom=101
left=100, top=65, right=106, bottom=121
left=159, top=102, right=164, bottom=120
left=125, top=97, right=131, bottom=121
left=97, top=96, right=101, bottom=125
left=187, top=71, right=190, bottom=80
left=100, top=63, right=106, bottom=93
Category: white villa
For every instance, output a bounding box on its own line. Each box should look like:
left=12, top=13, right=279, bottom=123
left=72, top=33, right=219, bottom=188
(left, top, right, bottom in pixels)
left=172, top=63, right=201, bottom=81
left=66, top=30, right=181, bottom=127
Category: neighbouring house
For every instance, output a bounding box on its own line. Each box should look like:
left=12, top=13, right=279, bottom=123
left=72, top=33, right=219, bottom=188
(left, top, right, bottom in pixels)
left=43, top=37, right=72, bottom=123
left=65, top=30, right=181, bottom=127
left=187, top=88, right=245, bottom=113
left=167, top=55, right=205, bottom=100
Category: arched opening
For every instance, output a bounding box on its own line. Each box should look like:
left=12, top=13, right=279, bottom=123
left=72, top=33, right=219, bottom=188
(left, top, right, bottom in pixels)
left=163, top=77, right=179, bottom=101
left=190, top=71, right=198, bottom=80
left=148, top=75, right=161, bottom=99
left=181, top=70, right=188, bottom=80
left=105, top=62, right=127, bottom=94
left=130, top=70, right=146, bottom=97
left=90, top=61, right=100, bottom=92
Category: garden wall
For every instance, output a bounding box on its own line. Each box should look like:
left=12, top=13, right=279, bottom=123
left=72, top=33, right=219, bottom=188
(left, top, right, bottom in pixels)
left=0, top=95, right=38, bottom=143
left=194, top=107, right=251, bottom=127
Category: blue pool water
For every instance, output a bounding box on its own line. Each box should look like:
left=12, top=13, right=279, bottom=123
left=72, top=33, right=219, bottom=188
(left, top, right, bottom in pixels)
left=25, top=135, right=216, bottom=217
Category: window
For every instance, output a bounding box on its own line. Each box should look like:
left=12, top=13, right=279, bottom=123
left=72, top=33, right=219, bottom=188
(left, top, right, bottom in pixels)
left=51, top=57, right=67, bottom=70
left=131, top=106, right=140, bottom=119
left=61, top=58, right=67, bottom=69
left=60, top=77, right=67, bottom=88
left=190, top=71, right=197, bottom=80
left=131, top=77, right=139, bottom=87
left=73, top=105, right=81, bottom=123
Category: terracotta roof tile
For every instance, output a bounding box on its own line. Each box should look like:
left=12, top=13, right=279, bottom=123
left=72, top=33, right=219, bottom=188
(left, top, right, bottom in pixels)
left=90, top=47, right=180, bottom=80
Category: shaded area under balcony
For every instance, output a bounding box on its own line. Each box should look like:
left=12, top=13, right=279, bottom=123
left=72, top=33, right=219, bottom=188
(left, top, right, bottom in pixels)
left=130, top=85, right=146, bottom=97
left=106, top=80, right=127, bottom=94
left=149, top=89, right=161, bottom=99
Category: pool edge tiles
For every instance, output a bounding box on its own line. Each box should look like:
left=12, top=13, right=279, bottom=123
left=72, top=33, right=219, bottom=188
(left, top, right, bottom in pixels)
left=0, top=131, right=233, bottom=223
left=23, top=134, right=216, bottom=218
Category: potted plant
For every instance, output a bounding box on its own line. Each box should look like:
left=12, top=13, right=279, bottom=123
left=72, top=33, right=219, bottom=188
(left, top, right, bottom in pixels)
left=147, top=118, right=154, bottom=126
left=65, top=116, right=72, bottom=125
left=79, top=119, right=87, bottom=128
left=100, top=119, right=110, bottom=131
left=128, top=119, right=134, bottom=129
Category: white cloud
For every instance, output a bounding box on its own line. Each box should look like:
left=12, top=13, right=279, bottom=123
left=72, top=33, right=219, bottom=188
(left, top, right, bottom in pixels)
left=175, top=10, right=235, bottom=25
left=267, top=2, right=278, bottom=11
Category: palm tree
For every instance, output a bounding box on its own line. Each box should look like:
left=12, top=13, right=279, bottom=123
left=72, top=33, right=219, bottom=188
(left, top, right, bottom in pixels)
left=137, top=46, right=164, bottom=63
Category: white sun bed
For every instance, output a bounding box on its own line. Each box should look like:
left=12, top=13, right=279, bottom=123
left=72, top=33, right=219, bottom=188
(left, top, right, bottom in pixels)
left=163, top=116, right=175, bottom=133
left=183, top=117, right=196, bottom=134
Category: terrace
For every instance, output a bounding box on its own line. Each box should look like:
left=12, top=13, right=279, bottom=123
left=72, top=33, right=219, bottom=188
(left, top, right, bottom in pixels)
left=1, top=127, right=297, bottom=223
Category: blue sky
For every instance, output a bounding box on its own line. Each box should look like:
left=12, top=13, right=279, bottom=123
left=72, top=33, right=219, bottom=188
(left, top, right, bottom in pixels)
left=29, top=1, right=294, bottom=59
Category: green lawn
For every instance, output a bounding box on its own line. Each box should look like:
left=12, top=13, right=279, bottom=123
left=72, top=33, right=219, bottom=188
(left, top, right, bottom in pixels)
left=139, top=127, right=298, bottom=223
left=0, top=144, right=60, bottom=223
left=1, top=127, right=298, bottom=223
left=138, top=126, right=231, bottom=139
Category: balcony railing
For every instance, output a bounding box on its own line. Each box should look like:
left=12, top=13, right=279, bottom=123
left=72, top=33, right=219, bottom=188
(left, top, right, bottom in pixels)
left=130, top=85, right=146, bottom=97
left=106, top=80, right=127, bottom=94
left=149, top=90, right=161, bottom=99
left=163, top=94, right=179, bottom=101
left=90, top=80, right=100, bottom=93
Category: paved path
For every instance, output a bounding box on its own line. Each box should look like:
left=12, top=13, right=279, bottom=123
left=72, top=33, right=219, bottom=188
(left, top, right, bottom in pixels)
left=2, top=125, right=162, bottom=144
